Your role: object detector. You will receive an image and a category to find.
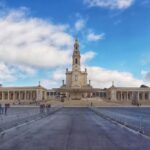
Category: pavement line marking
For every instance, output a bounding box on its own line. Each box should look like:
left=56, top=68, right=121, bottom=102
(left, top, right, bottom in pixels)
left=0, top=119, right=36, bottom=136
left=0, top=107, right=62, bottom=136
left=90, top=107, right=150, bottom=140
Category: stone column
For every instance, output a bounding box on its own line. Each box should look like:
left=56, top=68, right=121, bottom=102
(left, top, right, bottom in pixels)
left=29, top=91, right=30, bottom=100
left=148, top=92, right=150, bottom=100
left=144, top=92, right=146, bottom=100
left=132, top=92, right=135, bottom=101
left=35, top=91, right=37, bottom=100
left=124, top=92, right=126, bottom=101
left=30, top=91, right=32, bottom=100
left=129, top=92, right=132, bottom=101
left=127, top=91, right=129, bottom=101
left=116, top=92, right=119, bottom=100
left=32, top=91, right=35, bottom=101
left=0, top=92, right=2, bottom=100
left=15, top=91, right=17, bottom=100
left=30, top=91, right=32, bottom=101
left=123, top=92, right=125, bottom=100
left=26, top=91, right=28, bottom=100
left=10, top=91, right=11, bottom=100
left=124, top=92, right=126, bottom=100
left=20, top=91, right=22, bottom=100
left=137, top=91, right=139, bottom=101
left=18, top=91, right=20, bottom=101
left=36, top=89, right=38, bottom=101
left=121, top=91, right=122, bottom=101
left=33, top=91, right=35, bottom=100
left=13, top=91, right=15, bottom=101
left=22, top=91, right=24, bottom=100
left=24, top=91, right=26, bottom=100
left=30, top=91, right=31, bottom=100
left=2, top=91, right=4, bottom=101
left=27, top=91, right=29, bottom=100
left=44, top=91, right=47, bottom=100
left=118, top=91, right=121, bottom=101
left=7, top=91, right=9, bottom=100
left=142, top=92, right=145, bottom=100
left=32, top=91, right=34, bottom=100
left=111, top=89, right=116, bottom=101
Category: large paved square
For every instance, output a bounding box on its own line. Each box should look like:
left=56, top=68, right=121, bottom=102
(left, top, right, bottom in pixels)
left=0, top=107, right=150, bottom=150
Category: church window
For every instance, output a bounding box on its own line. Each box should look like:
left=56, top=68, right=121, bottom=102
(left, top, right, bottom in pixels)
left=75, top=58, right=78, bottom=64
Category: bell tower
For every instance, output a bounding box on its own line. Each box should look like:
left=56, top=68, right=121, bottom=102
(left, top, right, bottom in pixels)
left=72, top=37, right=81, bottom=71
left=71, top=37, right=81, bottom=88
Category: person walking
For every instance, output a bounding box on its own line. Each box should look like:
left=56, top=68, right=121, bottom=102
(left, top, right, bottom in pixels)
left=1, top=103, right=4, bottom=114
left=43, top=104, right=45, bottom=113
left=46, top=104, right=51, bottom=114
left=40, top=104, right=43, bottom=114
left=40, top=104, right=45, bottom=114
left=46, top=105, right=49, bottom=114
left=4, top=104, right=8, bottom=115
left=40, top=104, right=42, bottom=114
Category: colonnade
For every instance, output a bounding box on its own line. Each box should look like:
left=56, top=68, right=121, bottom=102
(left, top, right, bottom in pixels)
left=92, top=92, right=107, bottom=98
left=116, top=91, right=150, bottom=101
left=47, top=91, right=107, bottom=99
left=83, top=92, right=106, bottom=98
left=0, top=90, right=37, bottom=101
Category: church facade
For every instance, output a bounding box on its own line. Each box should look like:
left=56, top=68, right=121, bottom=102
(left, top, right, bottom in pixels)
left=0, top=38, right=150, bottom=104
left=54, top=38, right=94, bottom=100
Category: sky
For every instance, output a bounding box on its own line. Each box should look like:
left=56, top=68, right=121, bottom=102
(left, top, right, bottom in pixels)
left=0, top=0, right=150, bottom=88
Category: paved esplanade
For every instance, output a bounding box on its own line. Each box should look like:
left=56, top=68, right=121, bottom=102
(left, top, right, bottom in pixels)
left=0, top=108, right=150, bottom=150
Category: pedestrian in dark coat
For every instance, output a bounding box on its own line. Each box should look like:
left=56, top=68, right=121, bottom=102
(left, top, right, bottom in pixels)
left=4, top=103, right=9, bottom=115
left=1, top=103, right=4, bottom=114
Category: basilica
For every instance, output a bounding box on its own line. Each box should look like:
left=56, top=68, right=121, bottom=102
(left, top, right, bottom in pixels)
left=0, top=38, right=150, bottom=104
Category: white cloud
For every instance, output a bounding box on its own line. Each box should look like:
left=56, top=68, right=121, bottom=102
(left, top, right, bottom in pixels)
left=86, top=66, right=143, bottom=88
left=84, top=0, right=134, bottom=9
left=75, top=19, right=85, bottom=31
left=0, top=8, right=74, bottom=69
left=0, top=62, right=16, bottom=82
left=52, top=68, right=66, bottom=81
left=40, top=68, right=66, bottom=89
left=0, top=61, right=37, bottom=83
left=41, top=79, right=61, bottom=89
left=13, top=65, right=36, bottom=78
left=81, top=51, right=96, bottom=63
left=87, top=32, right=105, bottom=41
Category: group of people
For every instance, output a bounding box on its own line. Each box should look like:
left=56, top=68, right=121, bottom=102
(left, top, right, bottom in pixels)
left=0, top=103, right=10, bottom=115
left=40, top=104, right=51, bottom=114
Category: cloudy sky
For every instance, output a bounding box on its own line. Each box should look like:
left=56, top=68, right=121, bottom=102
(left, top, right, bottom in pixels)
left=0, top=0, right=150, bottom=88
